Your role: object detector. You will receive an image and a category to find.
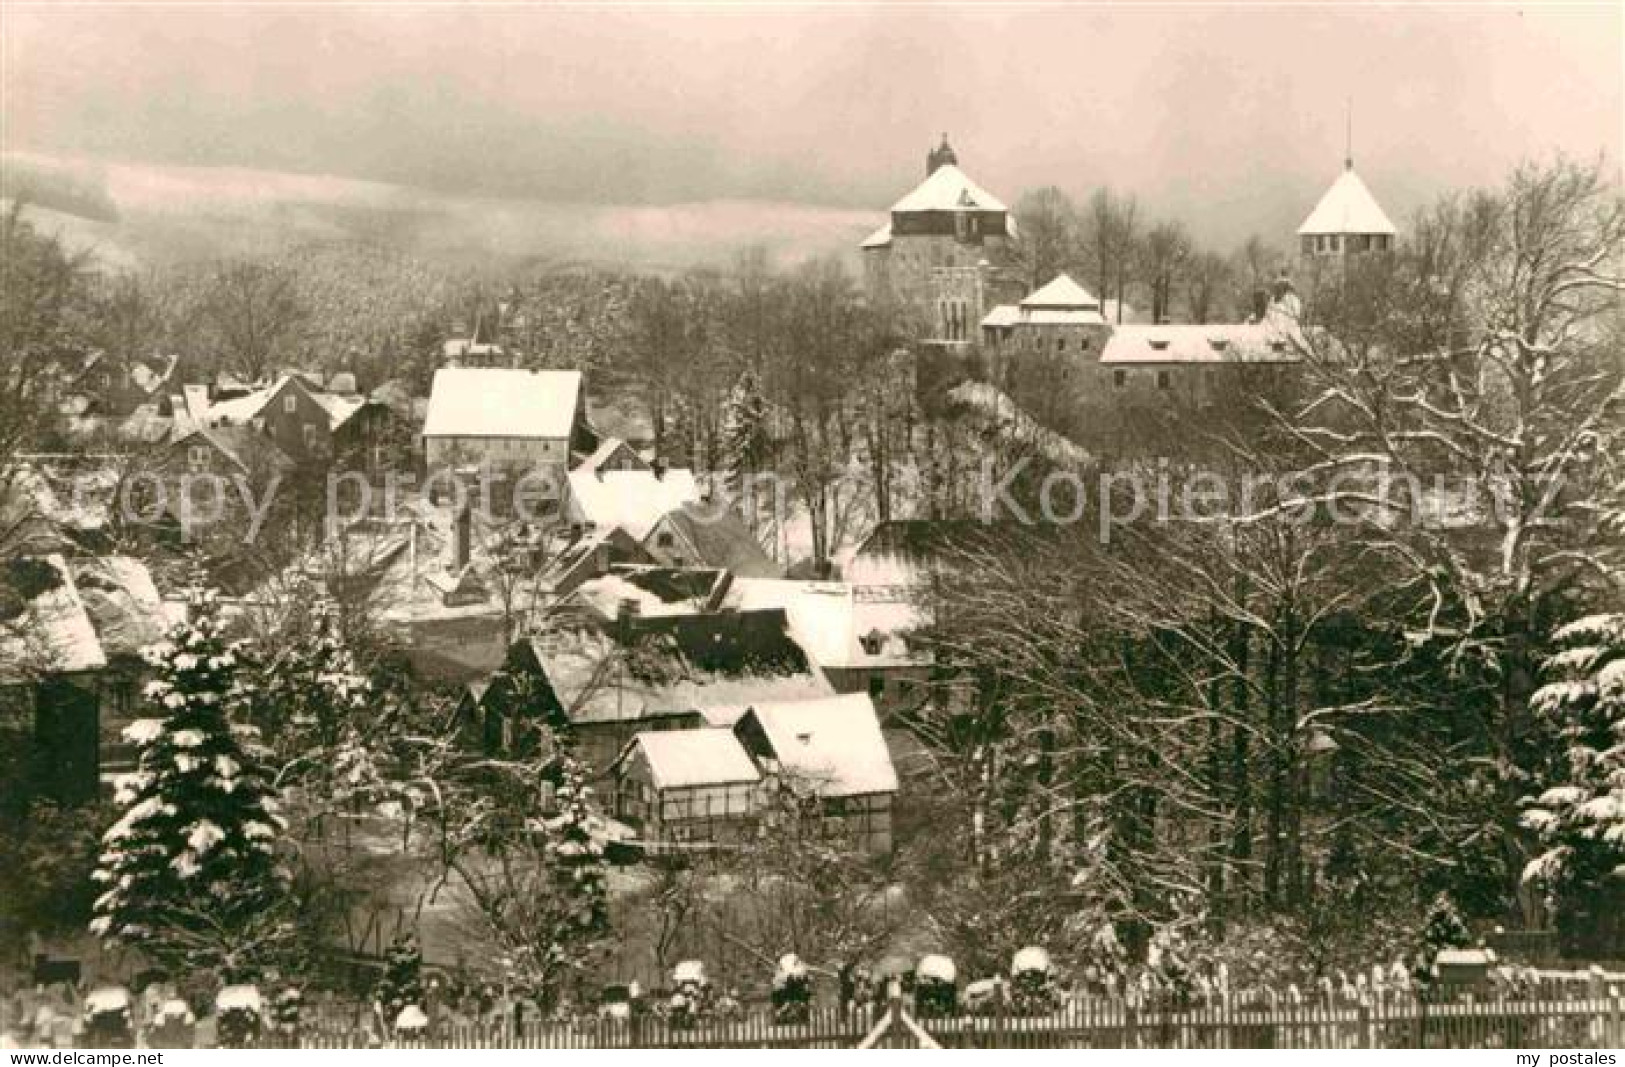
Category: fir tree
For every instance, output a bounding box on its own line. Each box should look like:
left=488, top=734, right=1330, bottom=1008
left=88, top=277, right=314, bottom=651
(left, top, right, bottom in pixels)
left=90, top=585, right=288, bottom=977
left=718, top=366, right=770, bottom=495
left=542, top=755, right=610, bottom=987
left=1522, top=613, right=1625, bottom=953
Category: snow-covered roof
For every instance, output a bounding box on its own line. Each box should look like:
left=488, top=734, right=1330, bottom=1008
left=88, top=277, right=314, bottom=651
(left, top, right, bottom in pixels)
left=726, top=579, right=926, bottom=670
left=980, top=304, right=1020, bottom=329
left=567, top=467, right=701, bottom=541
left=917, top=955, right=957, bottom=983
left=625, top=727, right=761, bottom=790
left=1022, top=274, right=1099, bottom=309
left=1297, top=165, right=1397, bottom=236
left=422, top=367, right=582, bottom=441
left=312, top=390, right=367, bottom=431
left=570, top=567, right=730, bottom=620
left=890, top=164, right=1008, bottom=214
left=860, top=223, right=893, bottom=250
left=1099, top=323, right=1302, bottom=365
left=743, top=692, right=898, bottom=797
left=0, top=555, right=107, bottom=682
left=575, top=436, right=648, bottom=476
left=649, top=504, right=782, bottom=578
left=70, top=556, right=167, bottom=658
left=531, top=609, right=833, bottom=724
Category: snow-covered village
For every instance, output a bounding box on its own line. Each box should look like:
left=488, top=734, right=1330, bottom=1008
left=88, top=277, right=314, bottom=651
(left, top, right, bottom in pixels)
left=1, top=3, right=1622, bottom=1054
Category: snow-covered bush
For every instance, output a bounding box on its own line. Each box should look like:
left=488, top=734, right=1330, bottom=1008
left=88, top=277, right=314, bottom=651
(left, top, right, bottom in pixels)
left=215, top=984, right=263, bottom=1048
left=913, top=954, right=958, bottom=1018
left=771, top=953, right=811, bottom=1024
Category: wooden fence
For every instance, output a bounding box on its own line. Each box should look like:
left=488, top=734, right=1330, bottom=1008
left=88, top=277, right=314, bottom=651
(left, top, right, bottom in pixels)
left=293, top=995, right=1625, bottom=1049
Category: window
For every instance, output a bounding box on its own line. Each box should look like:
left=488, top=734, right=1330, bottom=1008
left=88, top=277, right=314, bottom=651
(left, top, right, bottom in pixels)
left=868, top=675, right=886, bottom=699
left=1156, top=370, right=1172, bottom=391
left=1329, top=234, right=1341, bottom=253
left=188, top=445, right=210, bottom=472
left=283, top=394, right=297, bottom=414
left=1057, top=338, right=1066, bottom=352
left=656, top=531, right=675, bottom=549
left=1301, top=235, right=1315, bottom=254
left=1113, top=369, right=1127, bottom=389
left=302, top=423, right=319, bottom=449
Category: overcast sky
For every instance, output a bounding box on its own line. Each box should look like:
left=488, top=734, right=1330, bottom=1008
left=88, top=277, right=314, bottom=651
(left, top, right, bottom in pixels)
left=4, top=4, right=1620, bottom=248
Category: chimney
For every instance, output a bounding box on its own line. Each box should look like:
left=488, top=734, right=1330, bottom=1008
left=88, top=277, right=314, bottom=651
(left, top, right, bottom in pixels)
left=453, top=502, right=472, bottom=571
left=616, top=596, right=640, bottom=642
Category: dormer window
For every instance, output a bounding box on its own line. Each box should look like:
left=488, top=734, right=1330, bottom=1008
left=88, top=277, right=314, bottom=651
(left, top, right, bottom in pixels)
left=1208, top=338, right=1230, bottom=353
left=1148, top=339, right=1171, bottom=352
left=859, top=629, right=885, bottom=656
left=1271, top=340, right=1288, bottom=354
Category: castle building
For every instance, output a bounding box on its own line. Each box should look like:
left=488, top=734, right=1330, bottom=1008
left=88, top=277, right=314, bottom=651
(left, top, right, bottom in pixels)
left=861, top=135, right=1018, bottom=346
left=1297, top=158, right=1397, bottom=258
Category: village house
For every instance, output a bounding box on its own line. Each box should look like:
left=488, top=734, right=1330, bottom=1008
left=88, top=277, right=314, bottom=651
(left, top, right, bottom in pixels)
left=610, top=692, right=899, bottom=854
left=0, top=554, right=169, bottom=807
left=422, top=369, right=589, bottom=508
left=641, top=502, right=782, bottom=578
left=460, top=604, right=832, bottom=774
left=609, top=728, right=762, bottom=847
left=196, top=373, right=396, bottom=473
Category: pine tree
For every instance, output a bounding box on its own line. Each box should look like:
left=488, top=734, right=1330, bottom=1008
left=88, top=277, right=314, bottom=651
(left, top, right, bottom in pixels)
left=718, top=366, right=769, bottom=495
left=1522, top=613, right=1625, bottom=953
left=90, top=584, right=288, bottom=977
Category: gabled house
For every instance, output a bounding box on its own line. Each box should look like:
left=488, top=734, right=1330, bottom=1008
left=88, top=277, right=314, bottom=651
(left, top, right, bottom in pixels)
left=423, top=368, right=587, bottom=486
left=734, top=693, right=898, bottom=854
left=199, top=374, right=395, bottom=470
left=609, top=728, right=761, bottom=847
left=610, top=692, right=900, bottom=854
left=464, top=606, right=832, bottom=773
left=0, top=555, right=168, bottom=806
left=642, top=503, right=782, bottom=578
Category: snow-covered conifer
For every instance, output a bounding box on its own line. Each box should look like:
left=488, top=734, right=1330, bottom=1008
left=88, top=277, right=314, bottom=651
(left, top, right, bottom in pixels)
left=89, top=584, right=287, bottom=976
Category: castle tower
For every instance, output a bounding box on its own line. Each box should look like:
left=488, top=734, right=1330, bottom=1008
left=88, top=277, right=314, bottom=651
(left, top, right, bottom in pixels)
left=1297, top=158, right=1397, bottom=259
left=861, top=137, right=1017, bottom=347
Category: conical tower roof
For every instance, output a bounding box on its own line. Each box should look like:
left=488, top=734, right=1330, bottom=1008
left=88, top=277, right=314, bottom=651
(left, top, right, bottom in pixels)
left=1297, top=165, right=1396, bottom=236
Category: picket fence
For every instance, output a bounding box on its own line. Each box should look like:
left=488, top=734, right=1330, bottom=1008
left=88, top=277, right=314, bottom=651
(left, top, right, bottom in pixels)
left=291, top=995, right=1625, bottom=1049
